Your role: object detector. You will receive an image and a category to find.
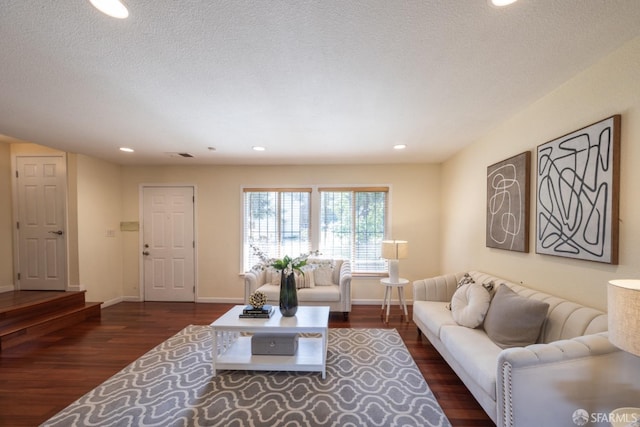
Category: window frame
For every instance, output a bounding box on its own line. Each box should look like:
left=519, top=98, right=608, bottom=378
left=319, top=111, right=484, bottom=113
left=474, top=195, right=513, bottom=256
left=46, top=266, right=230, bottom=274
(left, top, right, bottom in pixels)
left=242, top=185, right=391, bottom=276
left=242, top=187, right=312, bottom=272
left=318, top=186, right=390, bottom=275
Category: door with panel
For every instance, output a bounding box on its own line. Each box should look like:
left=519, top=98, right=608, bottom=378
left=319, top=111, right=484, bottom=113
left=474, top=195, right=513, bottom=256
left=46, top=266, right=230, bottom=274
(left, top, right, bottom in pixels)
left=142, top=186, right=195, bottom=301
left=16, top=156, right=67, bottom=291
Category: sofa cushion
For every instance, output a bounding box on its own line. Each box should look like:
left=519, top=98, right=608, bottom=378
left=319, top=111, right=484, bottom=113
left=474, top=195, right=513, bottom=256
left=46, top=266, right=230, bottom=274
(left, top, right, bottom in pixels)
left=413, top=301, right=457, bottom=338
left=483, top=284, right=550, bottom=349
left=297, top=285, right=340, bottom=302
left=451, top=283, right=491, bottom=328
left=440, top=325, right=502, bottom=399
left=467, top=271, right=608, bottom=343
left=256, top=283, right=340, bottom=302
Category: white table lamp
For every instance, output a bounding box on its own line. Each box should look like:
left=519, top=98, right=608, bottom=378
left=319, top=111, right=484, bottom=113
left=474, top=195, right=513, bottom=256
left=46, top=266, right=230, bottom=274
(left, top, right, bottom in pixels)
left=381, top=240, right=408, bottom=283
left=607, top=280, right=640, bottom=357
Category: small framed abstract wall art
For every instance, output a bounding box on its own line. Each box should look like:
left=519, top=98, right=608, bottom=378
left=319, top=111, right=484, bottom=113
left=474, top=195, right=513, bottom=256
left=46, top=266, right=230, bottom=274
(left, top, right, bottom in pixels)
left=486, top=151, right=531, bottom=252
left=536, top=115, right=621, bottom=264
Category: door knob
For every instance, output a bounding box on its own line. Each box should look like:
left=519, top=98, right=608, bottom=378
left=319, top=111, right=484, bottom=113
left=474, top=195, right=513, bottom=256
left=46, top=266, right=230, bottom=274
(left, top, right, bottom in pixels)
left=142, top=251, right=150, bottom=256
left=48, top=230, right=64, bottom=235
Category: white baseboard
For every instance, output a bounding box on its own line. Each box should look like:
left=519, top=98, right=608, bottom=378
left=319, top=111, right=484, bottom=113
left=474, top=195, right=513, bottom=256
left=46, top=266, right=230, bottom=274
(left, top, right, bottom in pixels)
left=352, top=298, right=414, bottom=305
left=88, top=296, right=412, bottom=306
left=196, top=297, right=244, bottom=304
left=101, top=296, right=124, bottom=308
left=0, top=284, right=16, bottom=293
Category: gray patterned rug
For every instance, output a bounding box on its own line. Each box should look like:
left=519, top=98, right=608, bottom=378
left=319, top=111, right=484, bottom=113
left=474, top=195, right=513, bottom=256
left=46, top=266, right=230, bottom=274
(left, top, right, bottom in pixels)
left=42, top=326, right=450, bottom=427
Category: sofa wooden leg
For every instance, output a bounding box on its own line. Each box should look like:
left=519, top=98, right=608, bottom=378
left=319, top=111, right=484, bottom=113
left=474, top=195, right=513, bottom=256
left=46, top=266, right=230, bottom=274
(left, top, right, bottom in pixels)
left=343, top=312, right=349, bottom=321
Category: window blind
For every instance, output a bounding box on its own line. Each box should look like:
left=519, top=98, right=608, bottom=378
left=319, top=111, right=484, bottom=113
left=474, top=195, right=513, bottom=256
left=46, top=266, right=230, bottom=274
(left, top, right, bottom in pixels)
left=243, top=189, right=311, bottom=271
left=319, top=187, right=388, bottom=273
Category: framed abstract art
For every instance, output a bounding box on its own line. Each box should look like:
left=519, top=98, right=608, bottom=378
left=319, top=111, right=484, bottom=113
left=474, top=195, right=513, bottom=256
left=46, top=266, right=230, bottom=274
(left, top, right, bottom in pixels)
left=486, top=151, right=531, bottom=252
left=536, top=115, right=621, bottom=264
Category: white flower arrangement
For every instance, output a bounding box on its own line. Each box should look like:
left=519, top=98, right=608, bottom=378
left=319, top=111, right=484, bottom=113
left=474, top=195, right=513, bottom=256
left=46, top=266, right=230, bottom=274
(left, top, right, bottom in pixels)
left=250, top=244, right=319, bottom=276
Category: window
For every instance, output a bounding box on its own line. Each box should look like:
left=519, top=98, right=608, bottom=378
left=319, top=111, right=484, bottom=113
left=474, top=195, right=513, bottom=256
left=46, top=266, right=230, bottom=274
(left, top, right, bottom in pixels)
left=319, top=188, right=388, bottom=273
left=243, top=189, right=311, bottom=271
left=243, top=186, right=389, bottom=274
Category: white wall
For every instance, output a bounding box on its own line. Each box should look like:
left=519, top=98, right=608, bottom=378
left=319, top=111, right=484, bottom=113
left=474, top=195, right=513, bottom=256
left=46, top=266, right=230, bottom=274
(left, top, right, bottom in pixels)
left=121, top=163, right=441, bottom=303
left=440, top=36, right=640, bottom=311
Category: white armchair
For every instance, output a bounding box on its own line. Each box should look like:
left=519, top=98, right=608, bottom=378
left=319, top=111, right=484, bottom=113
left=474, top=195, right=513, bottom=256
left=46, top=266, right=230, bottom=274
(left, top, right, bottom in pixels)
left=244, top=259, right=352, bottom=320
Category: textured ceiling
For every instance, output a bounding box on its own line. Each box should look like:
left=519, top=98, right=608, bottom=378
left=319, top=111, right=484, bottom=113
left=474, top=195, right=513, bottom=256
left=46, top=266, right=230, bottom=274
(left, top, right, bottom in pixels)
left=1, top=1, right=640, bottom=165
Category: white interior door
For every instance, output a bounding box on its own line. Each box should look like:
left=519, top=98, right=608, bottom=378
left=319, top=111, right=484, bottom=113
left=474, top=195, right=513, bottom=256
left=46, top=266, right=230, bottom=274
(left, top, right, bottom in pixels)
left=16, top=156, right=67, bottom=291
left=142, top=186, right=195, bottom=302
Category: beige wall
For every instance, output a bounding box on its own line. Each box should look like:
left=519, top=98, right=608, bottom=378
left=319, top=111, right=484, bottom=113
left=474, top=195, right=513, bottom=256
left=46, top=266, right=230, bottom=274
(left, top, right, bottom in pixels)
left=0, top=142, right=13, bottom=289
left=1, top=144, right=123, bottom=303
left=5, top=37, right=639, bottom=311
left=440, top=36, right=640, bottom=311
left=121, top=164, right=441, bottom=303
left=76, top=154, right=124, bottom=303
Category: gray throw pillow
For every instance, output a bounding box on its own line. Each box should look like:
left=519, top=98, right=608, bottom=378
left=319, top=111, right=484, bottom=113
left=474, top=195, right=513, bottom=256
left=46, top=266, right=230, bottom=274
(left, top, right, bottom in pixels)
left=483, top=284, right=550, bottom=349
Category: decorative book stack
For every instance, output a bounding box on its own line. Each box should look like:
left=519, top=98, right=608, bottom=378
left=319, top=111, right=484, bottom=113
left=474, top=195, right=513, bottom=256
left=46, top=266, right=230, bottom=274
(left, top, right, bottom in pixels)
left=239, top=304, right=275, bottom=319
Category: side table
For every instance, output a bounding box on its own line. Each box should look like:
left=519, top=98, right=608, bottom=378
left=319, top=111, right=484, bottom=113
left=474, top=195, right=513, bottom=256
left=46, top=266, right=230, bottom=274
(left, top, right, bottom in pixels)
left=380, top=277, right=410, bottom=324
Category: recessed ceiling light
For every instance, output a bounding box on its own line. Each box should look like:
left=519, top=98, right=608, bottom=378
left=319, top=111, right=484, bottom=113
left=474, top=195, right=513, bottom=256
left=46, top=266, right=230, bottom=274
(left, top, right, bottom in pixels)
left=252, top=146, right=266, bottom=152
left=89, top=0, right=129, bottom=19
left=393, top=144, right=407, bottom=150
left=489, top=0, right=518, bottom=7
left=119, top=147, right=134, bottom=152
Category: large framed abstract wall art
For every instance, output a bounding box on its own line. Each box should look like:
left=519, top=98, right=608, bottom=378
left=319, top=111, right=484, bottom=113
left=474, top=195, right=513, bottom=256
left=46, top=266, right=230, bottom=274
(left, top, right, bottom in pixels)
left=536, top=115, right=621, bottom=264
left=486, top=151, right=531, bottom=252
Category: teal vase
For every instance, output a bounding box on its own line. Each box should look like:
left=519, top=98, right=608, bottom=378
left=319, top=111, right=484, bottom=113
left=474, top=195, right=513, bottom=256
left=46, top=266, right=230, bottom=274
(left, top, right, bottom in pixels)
left=279, top=272, right=298, bottom=317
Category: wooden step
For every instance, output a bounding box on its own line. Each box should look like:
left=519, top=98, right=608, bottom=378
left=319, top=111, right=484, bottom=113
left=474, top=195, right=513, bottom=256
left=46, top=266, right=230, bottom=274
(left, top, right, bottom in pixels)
left=0, top=291, right=102, bottom=352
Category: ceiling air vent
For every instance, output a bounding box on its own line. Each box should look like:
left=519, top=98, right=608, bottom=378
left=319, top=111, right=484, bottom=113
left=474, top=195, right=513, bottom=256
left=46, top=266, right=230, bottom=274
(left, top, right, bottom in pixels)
left=165, top=152, right=195, bottom=158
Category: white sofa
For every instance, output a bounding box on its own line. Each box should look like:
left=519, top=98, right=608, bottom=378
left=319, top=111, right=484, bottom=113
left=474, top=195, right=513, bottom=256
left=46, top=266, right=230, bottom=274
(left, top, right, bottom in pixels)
left=413, top=270, right=640, bottom=427
left=244, top=258, right=352, bottom=320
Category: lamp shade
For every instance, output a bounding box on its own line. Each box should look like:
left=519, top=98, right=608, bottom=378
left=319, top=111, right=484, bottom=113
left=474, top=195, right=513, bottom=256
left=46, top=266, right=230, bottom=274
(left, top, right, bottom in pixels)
left=607, top=280, right=640, bottom=357
left=381, top=240, right=409, bottom=260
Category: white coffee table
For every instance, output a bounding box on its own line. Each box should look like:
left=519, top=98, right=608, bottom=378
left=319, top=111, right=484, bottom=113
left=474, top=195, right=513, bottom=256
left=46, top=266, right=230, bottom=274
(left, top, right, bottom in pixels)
left=210, top=305, right=330, bottom=378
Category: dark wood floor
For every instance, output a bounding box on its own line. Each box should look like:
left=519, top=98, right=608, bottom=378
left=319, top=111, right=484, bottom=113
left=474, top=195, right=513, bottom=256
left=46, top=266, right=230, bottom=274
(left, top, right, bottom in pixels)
left=0, top=302, right=494, bottom=427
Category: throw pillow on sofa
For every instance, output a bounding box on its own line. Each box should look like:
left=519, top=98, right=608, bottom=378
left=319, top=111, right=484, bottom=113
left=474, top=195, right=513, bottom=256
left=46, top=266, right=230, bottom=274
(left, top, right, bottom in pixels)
left=313, top=265, right=334, bottom=286
left=450, top=283, right=491, bottom=328
left=295, top=265, right=316, bottom=289
left=267, top=268, right=281, bottom=285
left=483, top=284, right=550, bottom=349
left=446, top=273, right=476, bottom=310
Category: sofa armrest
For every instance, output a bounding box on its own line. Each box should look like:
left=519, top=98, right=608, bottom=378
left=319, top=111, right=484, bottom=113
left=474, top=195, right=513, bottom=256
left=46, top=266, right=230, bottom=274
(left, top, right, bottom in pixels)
left=412, top=272, right=464, bottom=302
left=338, top=260, right=352, bottom=312
left=497, top=332, right=640, bottom=427
left=243, top=268, right=264, bottom=304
